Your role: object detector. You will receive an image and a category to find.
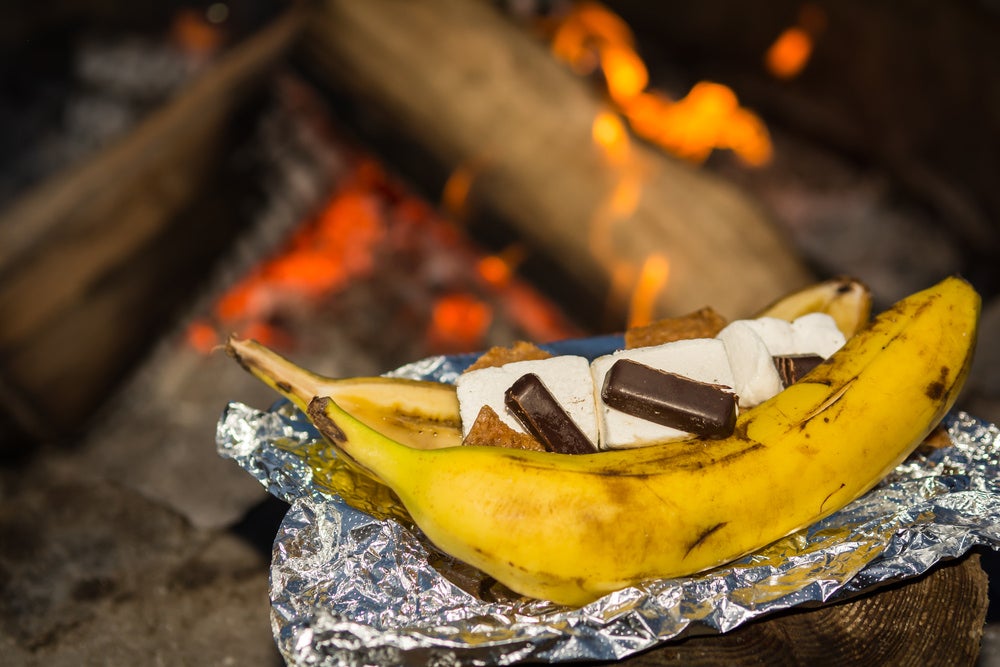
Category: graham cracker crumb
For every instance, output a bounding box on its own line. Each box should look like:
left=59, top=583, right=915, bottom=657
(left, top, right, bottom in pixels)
left=463, top=405, right=545, bottom=451
left=624, top=307, right=729, bottom=349
left=464, top=341, right=552, bottom=371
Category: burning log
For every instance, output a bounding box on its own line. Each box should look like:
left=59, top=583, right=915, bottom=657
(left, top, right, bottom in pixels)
left=0, top=8, right=304, bottom=446
left=298, top=0, right=812, bottom=326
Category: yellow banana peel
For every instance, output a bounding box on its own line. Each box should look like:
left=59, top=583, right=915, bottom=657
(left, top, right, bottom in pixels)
left=300, top=276, right=979, bottom=606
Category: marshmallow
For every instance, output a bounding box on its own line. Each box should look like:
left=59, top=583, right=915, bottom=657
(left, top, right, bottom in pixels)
left=791, top=313, right=846, bottom=358
left=591, top=338, right=735, bottom=449
left=456, top=355, right=599, bottom=447
left=739, top=317, right=796, bottom=356
left=716, top=320, right=784, bottom=408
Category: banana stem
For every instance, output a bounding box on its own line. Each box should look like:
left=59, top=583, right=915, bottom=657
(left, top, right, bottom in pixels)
left=226, top=336, right=325, bottom=411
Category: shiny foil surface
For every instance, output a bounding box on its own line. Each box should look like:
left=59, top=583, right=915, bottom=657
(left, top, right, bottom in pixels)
left=217, top=336, right=1000, bottom=666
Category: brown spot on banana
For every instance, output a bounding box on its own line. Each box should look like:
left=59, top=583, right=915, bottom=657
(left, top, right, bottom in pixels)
left=226, top=344, right=252, bottom=374
left=819, top=483, right=846, bottom=514
left=685, top=522, right=727, bottom=559
left=924, top=365, right=950, bottom=402
left=307, top=397, right=347, bottom=445
left=799, top=378, right=856, bottom=426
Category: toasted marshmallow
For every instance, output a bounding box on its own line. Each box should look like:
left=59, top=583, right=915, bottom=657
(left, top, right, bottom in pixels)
left=591, top=338, right=735, bottom=449
left=456, top=355, right=599, bottom=447
left=791, top=313, right=846, bottom=358
left=716, top=320, right=783, bottom=408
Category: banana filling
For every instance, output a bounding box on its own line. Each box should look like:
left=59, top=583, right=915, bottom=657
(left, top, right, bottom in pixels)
left=456, top=312, right=846, bottom=452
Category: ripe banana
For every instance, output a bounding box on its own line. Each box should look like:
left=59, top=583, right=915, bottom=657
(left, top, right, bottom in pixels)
left=756, top=276, right=872, bottom=338
left=227, top=337, right=462, bottom=450
left=227, top=338, right=461, bottom=521
left=304, top=276, right=979, bottom=606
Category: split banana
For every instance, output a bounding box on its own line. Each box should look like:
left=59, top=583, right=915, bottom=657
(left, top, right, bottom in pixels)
left=756, top=275, right=872, bottom=337
left=227, top=337, right=462, bottom=450
left=227, top=338, right=461, bottom=521
left=302, top=276, right=979, bottom=606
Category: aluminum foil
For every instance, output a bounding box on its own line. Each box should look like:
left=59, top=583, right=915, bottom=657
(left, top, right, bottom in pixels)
left=217, top=336, right=1000, bottom=666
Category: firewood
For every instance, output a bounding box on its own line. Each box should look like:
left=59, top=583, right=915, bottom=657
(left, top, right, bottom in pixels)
left=0, top=8, right=304, bottom=443
left=298, top=0, right=813, bottom=325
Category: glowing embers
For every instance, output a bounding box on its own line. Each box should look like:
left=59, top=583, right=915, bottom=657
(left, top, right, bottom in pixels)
left=187, top=158, right=581, bottom=356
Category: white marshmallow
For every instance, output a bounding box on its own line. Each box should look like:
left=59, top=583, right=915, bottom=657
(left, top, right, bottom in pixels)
left=456, top=355, right=599, bottom=447
left=591, top=338, right=735, bottom=449
left=716, top=320, right=784, bottom=408
left=790, top=313, right=846, bottom=358
left=740, top=317, right=796, bottom=356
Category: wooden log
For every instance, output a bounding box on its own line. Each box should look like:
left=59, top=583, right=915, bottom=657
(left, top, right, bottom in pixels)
left=614, top=553, right=987, bottom=666
left=0, top=8, right=304, bottom=445
left=298, top=0, right=813, bottom=328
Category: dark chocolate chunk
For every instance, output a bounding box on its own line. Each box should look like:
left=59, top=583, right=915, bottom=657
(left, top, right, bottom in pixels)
left=504, top=374, right=597, bottom=454
left=773, top=354, right=825, bottom=387
left=601, top=359, right=737, bottom=439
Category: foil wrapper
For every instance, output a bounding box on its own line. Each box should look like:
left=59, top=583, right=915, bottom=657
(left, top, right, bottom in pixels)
left=217, top=336, right=1000, bottom=666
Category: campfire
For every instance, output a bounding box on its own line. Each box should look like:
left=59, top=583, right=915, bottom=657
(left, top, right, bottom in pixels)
left=0, top=0, right=996, bottom=465
left=1, top=2, right=998, bottom=664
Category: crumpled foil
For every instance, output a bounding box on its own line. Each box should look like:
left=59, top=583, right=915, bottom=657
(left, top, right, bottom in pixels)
left=217, top=335, right=1000, bottom=666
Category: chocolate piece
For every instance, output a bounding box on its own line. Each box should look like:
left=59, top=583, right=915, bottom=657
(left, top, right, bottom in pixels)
left=601, top=359, right=737, bottom=439
left=504, top=374, right=597, bottom=454
left=773, top=354, right=825, bottom=387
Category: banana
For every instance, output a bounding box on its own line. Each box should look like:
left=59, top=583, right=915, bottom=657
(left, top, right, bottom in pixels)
left=756, top=276, right=872, bottom=338
left=226, top=337, right=461, bottom=522
left=303, top=276, right=979, bottom=606
left=226, top=337, right=463, bottom=450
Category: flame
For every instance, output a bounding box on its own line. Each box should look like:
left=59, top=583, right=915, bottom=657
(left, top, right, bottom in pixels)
left=170, top=8, right=225, bottom=57
left=589, top=105, right=655, bottom=328
left=624, top=84, right=773, bottom=166
left=765, top=27, right=813, bottom=80
left=551, top=1, right=772, bottom=167
left=627, top=254, right=670, bottom=328
left=765, top=4, right=826, bottom=80
left=591, top=110, right=631, bottom=164
left=477, top=244, right=527, bottom=288
left=442, top=159, right=485, bottom=221
left=600, top=43, right=648, bottom=105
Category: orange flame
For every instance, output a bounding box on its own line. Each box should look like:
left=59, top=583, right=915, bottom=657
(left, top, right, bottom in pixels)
left=170, top=8, right=225, bottom=58
left=591, top=110, right=631, bottom=164
left=765, top=27, right=813, bottom=80
left=477, top=244, right=527, bottom=289
left=623, top=84, right=772, bottom=166
left=442, top=159, right=487, bottom=221
left=627, top=254, right=670, bottom=328
left=765, top=4, right=826, bottom=80
left=552, top=1, right=772, bottom=167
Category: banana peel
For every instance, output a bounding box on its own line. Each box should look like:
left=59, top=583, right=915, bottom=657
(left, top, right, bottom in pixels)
left=227, top=276, right=977, bottom=605
left=227, top=339, right=461, bottom=522
left=756, top=276, right=872, bottom=338
left=305, top=277, right=978, bottom=605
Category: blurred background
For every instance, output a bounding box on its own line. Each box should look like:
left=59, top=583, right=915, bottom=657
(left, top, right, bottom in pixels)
left=1, top=1, right=999, bottom=664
